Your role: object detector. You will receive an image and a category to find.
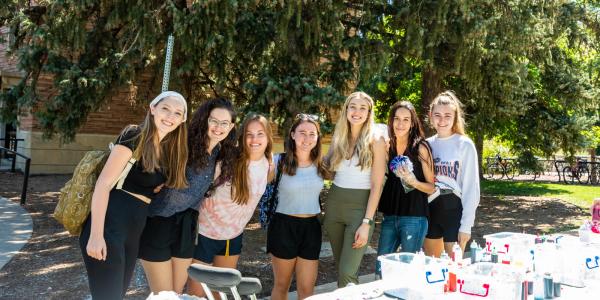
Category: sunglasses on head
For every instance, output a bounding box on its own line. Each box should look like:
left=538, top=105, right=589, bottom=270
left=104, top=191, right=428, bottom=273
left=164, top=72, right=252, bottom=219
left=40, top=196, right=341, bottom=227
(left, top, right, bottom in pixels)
left=295, top=113, right=319, bottom=121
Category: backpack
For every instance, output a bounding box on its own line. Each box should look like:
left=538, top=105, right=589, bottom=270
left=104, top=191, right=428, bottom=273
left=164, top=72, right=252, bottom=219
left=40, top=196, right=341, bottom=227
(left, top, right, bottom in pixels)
left=257, top=153, right=286, bottom=229
left=53, top=145, right=135, bottom=235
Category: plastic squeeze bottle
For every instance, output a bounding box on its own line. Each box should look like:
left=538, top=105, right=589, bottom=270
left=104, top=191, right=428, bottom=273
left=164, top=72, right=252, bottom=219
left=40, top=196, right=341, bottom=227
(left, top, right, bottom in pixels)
left=470, top=240, right=478, bottom=264
left=452, top=242, right=462, bottom=263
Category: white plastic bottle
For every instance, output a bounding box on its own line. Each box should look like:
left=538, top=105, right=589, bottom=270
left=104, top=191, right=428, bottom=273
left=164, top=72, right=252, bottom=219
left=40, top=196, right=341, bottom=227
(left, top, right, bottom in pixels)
left=440, top=250, right=450, bottom=261
left=534, top=273, right=545, bottom=300
left=579, top=222, right=590, bottom=243
left=452, top=242, right=463, bottom=263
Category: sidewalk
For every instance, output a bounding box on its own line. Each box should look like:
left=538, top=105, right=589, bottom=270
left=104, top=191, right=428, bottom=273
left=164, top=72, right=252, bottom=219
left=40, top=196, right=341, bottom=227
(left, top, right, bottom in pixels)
left=258, top=240, right=378, bottom=300
left=0, top=196, right=33, bottom=270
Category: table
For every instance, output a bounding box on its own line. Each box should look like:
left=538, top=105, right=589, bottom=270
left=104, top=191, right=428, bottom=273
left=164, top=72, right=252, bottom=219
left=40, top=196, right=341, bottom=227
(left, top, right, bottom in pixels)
left=306, top=278, right=600, bottom=299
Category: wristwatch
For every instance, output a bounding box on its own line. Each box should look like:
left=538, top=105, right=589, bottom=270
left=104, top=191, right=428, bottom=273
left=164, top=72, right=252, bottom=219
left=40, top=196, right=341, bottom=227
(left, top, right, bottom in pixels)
left=362, top=218, right=374, bottom=226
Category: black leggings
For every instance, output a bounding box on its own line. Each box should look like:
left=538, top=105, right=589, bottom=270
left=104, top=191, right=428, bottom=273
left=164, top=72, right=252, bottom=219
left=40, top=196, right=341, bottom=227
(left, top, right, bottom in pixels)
left=79, top=189, right=149, bottom=300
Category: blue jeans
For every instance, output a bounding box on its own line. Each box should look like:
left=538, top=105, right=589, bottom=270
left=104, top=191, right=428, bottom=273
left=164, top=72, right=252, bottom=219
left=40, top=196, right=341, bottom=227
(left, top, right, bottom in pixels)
left=376, top=215, right=428, bottom=276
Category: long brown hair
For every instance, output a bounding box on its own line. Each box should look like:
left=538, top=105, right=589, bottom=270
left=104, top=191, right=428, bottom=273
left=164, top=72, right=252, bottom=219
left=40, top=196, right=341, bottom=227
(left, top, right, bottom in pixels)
left=231, top=114, right=274, bottom=205
left=129, top=97, right=188, bottom=189
left=429, top=90, right=466, bottom=135
left=282, top=116, right=331, bottom=179
left=387, top=101, right=432, bottom=171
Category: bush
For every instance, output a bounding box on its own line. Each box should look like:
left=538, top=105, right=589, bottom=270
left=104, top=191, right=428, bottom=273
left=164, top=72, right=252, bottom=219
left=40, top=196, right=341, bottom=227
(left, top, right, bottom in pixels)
left=483, top=139, right=513, bottom=167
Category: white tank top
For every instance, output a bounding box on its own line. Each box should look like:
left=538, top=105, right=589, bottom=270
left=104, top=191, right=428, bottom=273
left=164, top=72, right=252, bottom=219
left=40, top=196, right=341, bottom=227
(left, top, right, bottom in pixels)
left=333, top=155, right=371, bottom=189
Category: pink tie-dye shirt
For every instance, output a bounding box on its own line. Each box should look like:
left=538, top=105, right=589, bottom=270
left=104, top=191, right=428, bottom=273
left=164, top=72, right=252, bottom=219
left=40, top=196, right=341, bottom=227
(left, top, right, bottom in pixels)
left=198, top=156, right=269, bottom=240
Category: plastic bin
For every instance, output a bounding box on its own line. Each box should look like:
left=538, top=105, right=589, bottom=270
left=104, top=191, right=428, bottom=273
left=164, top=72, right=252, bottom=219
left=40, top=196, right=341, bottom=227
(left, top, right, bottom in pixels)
left=456, top=262, right=524, bottom=299
left=531, top=239, right=600, bottom=288
left=483, top=232, right=535, bottom=255
left=377, top=252, right=448, bottom=295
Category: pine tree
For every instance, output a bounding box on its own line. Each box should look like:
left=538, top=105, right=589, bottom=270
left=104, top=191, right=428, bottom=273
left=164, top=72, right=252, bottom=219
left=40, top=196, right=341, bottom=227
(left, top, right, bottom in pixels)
left=0, top=0, right=379, bottom=141
left=360, top=0, right=600, bottom=167
left=1, top=0, right=598, bottom=162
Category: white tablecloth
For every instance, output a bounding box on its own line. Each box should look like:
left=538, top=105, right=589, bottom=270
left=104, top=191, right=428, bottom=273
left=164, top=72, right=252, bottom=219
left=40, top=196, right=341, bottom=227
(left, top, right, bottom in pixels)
left=306, top=278, right=600, bottom=299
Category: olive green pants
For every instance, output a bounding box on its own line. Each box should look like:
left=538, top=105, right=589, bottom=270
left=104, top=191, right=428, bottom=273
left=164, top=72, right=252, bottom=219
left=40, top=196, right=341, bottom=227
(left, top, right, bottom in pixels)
left=323, top=184, right=374, bottom=287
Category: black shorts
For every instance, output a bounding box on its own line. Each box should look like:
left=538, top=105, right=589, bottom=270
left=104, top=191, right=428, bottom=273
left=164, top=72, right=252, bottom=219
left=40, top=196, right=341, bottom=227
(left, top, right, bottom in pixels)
left=267, top=213, right=322, bottom=260
left=193, top=233, right=243, bottom=264
left=426, top=194, right=463, bottom=242
left=138, top=208, right=198, bottom=262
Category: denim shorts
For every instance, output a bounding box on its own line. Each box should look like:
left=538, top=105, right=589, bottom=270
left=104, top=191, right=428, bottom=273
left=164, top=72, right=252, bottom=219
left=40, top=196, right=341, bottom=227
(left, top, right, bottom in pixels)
left=193, top=233, right=243, bottom=264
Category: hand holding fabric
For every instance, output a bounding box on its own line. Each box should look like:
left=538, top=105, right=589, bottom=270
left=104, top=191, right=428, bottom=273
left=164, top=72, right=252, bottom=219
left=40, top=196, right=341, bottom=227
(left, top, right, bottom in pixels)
left=390, top=155, right=415, bottom=193
left=397, top=166, right=418, bottom=186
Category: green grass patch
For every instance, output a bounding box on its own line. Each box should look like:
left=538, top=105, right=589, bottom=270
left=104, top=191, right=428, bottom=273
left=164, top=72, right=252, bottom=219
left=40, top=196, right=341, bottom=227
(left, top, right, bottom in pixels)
left=482, top=179, right=600, bottom=208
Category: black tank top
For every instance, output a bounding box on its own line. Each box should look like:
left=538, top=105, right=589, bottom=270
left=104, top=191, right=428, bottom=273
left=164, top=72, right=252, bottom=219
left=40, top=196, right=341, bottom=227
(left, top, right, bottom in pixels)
left=378, top=147, right=429, bottom=217
left=115, top=126, right=166, bottom=198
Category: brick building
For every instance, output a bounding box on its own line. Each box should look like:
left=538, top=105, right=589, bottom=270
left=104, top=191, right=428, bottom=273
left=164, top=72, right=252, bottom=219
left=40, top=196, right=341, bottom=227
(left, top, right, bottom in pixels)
left=1, top=27, right=148, bottom=174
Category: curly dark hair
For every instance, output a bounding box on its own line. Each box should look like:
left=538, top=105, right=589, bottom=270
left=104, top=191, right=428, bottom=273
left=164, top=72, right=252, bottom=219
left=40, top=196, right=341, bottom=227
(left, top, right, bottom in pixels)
left=188, top=97, right=238, bottom=184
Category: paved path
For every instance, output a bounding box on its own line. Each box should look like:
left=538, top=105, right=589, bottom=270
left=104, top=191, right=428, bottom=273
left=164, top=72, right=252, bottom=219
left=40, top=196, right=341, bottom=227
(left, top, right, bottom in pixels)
left=259, top=273, right=377, bottom=300
left=0, top=196, right=33, bottom=270
left=258, top=240, right=378, bottom=300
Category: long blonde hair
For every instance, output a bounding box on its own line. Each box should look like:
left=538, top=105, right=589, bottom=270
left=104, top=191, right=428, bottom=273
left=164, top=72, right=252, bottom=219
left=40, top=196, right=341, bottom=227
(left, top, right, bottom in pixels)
left=231, top=114, right=275, bottom=205
left=129, top=96, right=189, bottom=189
left=429, top=90, right=466, bottom=135
left=328, top=91, right=375, bottom=171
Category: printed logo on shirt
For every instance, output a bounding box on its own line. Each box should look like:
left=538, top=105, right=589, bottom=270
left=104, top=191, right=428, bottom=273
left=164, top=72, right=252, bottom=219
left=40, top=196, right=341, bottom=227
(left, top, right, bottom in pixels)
left=433, top=157, right=460, bottom=180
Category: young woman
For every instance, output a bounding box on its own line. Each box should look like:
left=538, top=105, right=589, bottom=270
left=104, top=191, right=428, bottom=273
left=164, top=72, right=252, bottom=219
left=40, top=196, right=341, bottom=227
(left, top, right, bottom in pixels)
left=375, top=101, right=435, bottom=276
left=268, top=114, right=330, bottom=300
left=138, top=98, right=237, bottom=294
left=79, top=91, right=188, bottom=300
left=424, top=90, right=480, bottom=258
left=323, top=91, right=387, bottom=287
left=188, top=114, right=274, bottom=297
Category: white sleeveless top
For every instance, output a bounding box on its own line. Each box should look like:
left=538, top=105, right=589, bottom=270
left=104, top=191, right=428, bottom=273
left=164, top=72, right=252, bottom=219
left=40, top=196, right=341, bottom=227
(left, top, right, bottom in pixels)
left=333, top=155, right=372, bottom=189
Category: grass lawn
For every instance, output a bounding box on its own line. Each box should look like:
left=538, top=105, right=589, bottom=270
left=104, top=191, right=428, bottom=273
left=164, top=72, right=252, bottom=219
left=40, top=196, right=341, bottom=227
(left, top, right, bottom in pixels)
left=482, top=179, right=600, bottom=208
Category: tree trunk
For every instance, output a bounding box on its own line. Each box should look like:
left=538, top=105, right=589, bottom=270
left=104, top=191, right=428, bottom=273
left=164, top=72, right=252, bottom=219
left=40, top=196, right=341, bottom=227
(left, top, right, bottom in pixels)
left=421, top=67, right=443, bottom=137
left=473, top=131, right=485, bottom=180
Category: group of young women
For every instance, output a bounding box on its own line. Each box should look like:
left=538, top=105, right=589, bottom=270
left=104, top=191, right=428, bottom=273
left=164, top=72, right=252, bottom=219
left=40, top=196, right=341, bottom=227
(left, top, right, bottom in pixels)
left=78, top=89, right=480, bottom=300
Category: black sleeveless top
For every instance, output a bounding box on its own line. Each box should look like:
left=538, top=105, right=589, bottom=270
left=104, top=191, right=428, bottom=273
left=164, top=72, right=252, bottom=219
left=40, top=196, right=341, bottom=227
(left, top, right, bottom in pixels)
left=114, top=126, right=166, bottom=198
left=378, top=146, right=429, bottom=217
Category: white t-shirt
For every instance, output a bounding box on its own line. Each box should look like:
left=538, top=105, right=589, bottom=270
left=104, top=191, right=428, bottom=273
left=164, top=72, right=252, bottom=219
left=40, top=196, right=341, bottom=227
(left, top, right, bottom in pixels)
left=427, top=134, right=480, bottom=234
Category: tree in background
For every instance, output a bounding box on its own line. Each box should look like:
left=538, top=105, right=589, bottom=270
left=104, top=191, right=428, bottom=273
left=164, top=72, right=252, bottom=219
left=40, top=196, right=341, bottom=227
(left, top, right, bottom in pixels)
left=1, top=0, right=599, bottom=167
left=0, top=0, right=387, bottom=140
left=360, top=0, right=600, bottom=170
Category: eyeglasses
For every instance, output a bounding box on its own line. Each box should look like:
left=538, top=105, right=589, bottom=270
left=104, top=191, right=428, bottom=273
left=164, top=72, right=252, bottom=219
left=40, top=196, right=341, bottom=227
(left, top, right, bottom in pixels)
left=208, top=117, right=233, bottom=129
left=295, top=113, right=319, bottom=121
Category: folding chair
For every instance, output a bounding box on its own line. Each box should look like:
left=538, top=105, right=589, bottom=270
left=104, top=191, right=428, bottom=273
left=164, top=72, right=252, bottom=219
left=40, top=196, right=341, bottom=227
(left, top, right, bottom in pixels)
left=187, top=264, right=262, bottom=300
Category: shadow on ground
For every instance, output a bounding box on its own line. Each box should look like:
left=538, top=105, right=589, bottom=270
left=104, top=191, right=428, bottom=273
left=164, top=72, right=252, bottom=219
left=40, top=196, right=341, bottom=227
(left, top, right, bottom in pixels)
left=0, top=173, right=588, bottom=299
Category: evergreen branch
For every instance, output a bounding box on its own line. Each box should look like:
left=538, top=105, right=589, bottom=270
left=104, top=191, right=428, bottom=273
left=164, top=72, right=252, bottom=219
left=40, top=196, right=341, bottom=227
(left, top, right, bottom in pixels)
left=121, top=29, right=141, bottom=54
